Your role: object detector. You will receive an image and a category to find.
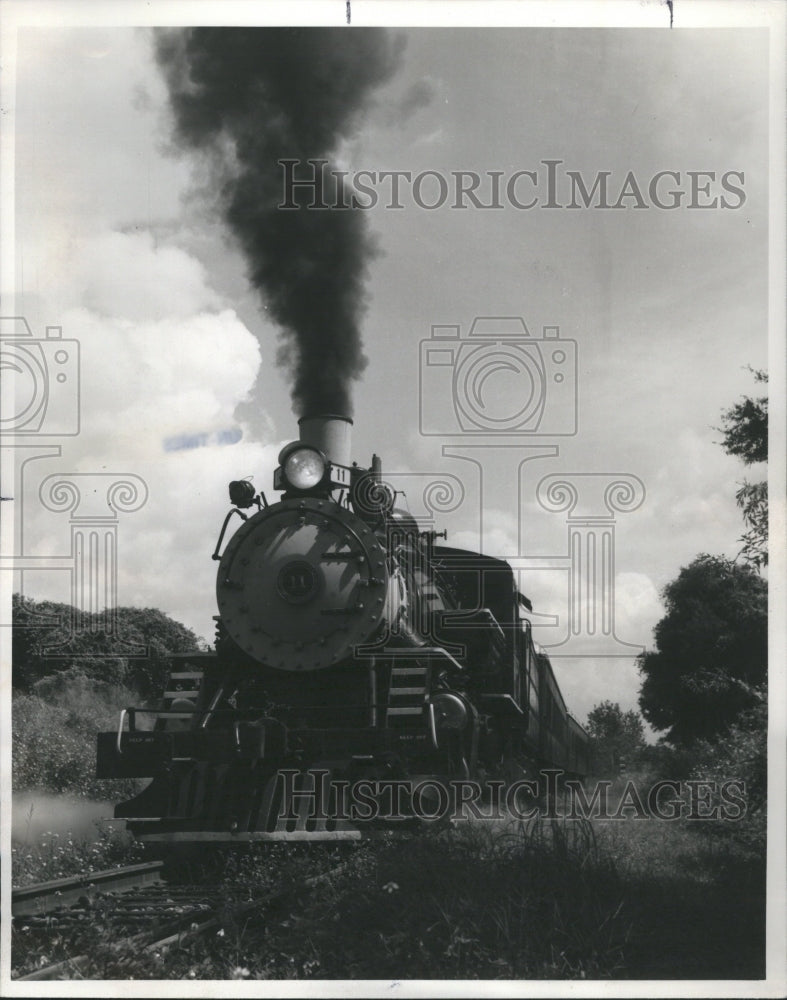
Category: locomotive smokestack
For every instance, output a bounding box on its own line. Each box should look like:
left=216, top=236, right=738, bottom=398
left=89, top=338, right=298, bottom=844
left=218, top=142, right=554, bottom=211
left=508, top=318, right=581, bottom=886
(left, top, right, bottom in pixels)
left=298, top=414, right=353, bottom=468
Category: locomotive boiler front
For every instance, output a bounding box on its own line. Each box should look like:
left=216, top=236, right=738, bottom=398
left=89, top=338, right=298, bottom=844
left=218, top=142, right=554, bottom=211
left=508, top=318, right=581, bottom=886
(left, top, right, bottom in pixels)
left=216, top=415, right=392, bottom=671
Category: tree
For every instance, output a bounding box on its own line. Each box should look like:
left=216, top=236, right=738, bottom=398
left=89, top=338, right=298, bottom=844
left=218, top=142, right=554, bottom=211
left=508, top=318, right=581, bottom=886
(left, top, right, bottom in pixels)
left=12, top=594, right=202, bottom=697
left=717, top=368, right=768, bottom=568
left=586, top=700, right=646, bottom=775
left=637, top=555, right=767, bottom=745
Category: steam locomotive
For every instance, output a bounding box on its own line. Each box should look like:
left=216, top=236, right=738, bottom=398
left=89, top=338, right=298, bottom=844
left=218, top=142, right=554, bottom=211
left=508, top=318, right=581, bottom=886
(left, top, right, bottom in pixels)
left=97, top=415, right=589, bottom=843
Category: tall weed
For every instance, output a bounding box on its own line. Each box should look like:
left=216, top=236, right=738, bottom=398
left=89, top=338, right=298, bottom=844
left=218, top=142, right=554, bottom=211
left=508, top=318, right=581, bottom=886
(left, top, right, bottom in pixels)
left=13, top=676, right=141, bottom=801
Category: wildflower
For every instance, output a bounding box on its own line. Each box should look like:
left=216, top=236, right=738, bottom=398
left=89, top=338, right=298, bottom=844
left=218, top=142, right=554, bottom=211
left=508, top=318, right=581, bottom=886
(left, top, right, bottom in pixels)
left=216, top=928, right=225, bottom=937
left=230, top=966, right=250, bottom=979
left=382, top=881, right=399, bottom=893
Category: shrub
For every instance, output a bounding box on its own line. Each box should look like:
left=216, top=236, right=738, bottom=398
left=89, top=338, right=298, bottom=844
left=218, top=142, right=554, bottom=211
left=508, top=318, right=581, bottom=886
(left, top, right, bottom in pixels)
left=12, top=594, right=202, bottom=697
left=13, top=677, right=141, bottom=801
left=686, top=699, right=766, bottom=856
left=12, top=819, right=142, bottom=886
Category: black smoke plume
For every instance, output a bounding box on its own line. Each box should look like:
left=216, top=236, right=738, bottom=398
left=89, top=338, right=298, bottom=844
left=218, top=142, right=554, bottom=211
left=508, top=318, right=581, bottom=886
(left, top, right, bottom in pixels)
left=155, top=28, right=403, bottom=417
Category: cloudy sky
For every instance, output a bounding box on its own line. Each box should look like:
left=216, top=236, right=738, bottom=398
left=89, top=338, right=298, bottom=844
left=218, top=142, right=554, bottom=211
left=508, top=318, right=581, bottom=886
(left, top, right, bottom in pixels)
left=2, top=1, right=781, bottom=730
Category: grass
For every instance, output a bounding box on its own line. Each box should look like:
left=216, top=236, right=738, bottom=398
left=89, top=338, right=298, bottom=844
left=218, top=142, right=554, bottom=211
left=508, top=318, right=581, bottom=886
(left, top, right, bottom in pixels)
left=12, top=806, right=765, bottom=981
left=11, top=662, right=767, bottom=982
left=198, top=814, right=764, bottom=982
left=228, top=822, right=627, bottom=980
left=12, top=812, right=142, bottom=887
left=592, top=815, right=765, bottom=979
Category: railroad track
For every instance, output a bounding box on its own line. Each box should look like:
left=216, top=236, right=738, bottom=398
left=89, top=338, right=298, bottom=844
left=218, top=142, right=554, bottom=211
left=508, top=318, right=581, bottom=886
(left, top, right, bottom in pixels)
left=12, top=858, right=349, bottom=980
left=12, top=861, right=166, bottom=919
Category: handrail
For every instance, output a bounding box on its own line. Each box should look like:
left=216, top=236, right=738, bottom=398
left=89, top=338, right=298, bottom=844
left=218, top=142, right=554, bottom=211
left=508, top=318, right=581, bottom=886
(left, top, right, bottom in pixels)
left=428, top=702, right=438, bottom=749
left=116, top=709, right=128, bottom=754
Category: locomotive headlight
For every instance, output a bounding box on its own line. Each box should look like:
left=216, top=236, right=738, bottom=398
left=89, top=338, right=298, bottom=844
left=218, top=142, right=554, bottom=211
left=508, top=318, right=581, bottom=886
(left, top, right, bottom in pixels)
left=283, top=447, right=326, bottom=490
left=431, top=692, right=468, bottom=731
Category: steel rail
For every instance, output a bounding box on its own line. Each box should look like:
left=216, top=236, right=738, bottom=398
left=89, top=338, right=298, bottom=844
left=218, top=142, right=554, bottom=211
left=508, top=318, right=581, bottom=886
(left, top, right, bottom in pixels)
left=12, top=861, right=165, bottom=918
left=13, top=859, right=350, bottom=981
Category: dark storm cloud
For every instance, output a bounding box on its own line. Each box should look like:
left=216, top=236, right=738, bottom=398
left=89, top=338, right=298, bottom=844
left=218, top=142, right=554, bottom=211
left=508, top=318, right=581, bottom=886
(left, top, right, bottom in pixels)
left=154, top=27, right=404, bottom=417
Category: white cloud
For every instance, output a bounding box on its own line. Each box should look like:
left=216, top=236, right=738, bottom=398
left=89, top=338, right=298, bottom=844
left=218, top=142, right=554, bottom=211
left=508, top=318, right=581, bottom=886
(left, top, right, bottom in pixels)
left=13, top=221, right=273, bottom=640
left=67, top=305, right=261, bottom=457
left=450, top=506, right=518, bottom=561
left=74, top=231, right=222, bottom=322
left=614, top=572, right=663, bottom=646
left=550, top=656, right=647, bottom=734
